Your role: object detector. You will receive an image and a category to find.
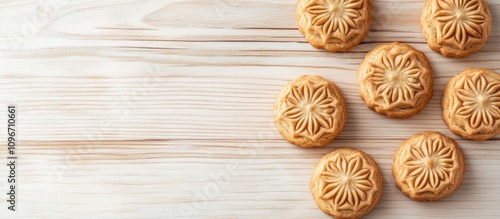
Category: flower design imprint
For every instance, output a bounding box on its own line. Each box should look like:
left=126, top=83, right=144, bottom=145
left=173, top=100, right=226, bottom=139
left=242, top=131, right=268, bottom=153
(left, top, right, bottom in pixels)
left=456, top=73, right=500, bottom=129
left=368, top=51, right=423, bottom=106
left=282, top=81, right=337, bottom=141
left=320, top=154, right=374, bottom=211
left=403, top=137, right=456, bottom=193
left=305, top=0, right=363, bottom=42
left=434, top=0, right=487, bottom=48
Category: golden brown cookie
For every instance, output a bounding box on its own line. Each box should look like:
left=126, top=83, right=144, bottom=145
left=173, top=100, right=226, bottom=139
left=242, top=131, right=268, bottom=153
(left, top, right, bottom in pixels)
left=392, top=132, right=465, bottom=201
left=273, top=75, right=347, bottom=148
left=311, top=148, right=382, bottom=219
left=442, top=68, right=500, bottom=141
left=295, top=0, right=372, bottom=52
left=421, top=0, right=491, bottom=58
left=358, top=42, right=433, bottom=119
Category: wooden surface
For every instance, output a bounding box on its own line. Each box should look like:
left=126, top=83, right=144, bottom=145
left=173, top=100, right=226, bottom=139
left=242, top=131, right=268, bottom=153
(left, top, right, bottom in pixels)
left=0, top=0, right=499, bottom=218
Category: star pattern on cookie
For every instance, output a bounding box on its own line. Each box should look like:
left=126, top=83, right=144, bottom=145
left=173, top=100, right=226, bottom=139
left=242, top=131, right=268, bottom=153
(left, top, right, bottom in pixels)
left=368, top=50, right=423, bottom=108
left=434, top=0, right=488, bottom=49
left=320, top=153, right=376, bottom=211
left=402, top=135, right=458, bottom=194
left=282, top=79, right=338, bottom=141
left=455, top=73, right=500, bottom=130
left=305, top=0, right=363, bottom=42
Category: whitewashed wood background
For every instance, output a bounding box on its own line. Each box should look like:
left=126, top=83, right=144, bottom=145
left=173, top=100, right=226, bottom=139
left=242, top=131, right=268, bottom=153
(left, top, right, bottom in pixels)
left=0, top=0, right=499, bottom=218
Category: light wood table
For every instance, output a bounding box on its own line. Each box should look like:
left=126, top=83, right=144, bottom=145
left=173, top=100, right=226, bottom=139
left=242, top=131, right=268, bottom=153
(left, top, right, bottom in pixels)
left=1, top=0, right=499, bottom=218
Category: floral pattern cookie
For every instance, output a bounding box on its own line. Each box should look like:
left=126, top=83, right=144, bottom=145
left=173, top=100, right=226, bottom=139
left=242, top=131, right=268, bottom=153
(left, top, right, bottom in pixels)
left=392, top=132, right=465, bottom=201
left=311, top=148, right=382, bottom=218
left=443, top=68, right=500, bottom=141
left=295, top=0, right=372, bottom=52
left=358, top=42, right=433, bottom=119
left=421, top=0, right=491, bottom=58
left=273, top=75, right=347, bottom=148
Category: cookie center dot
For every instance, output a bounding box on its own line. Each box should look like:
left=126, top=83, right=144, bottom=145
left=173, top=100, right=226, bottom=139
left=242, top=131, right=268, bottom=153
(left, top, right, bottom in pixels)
left=329, top=3, right=343, bottom=15
left=342, top=176, right=353, bottom=185
left=456, top=10, right=466, bottom=20
left=306, top=104, right=316, bottom=112
left=477, top=95, right=489, bottom=107
left=425, top=158, right=437, bottom=169
left=387, top=71, right=401, bottom=82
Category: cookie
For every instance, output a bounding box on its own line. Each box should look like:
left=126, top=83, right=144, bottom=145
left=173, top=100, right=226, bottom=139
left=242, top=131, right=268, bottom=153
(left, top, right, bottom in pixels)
left=295, top=0, right=372, bottom=52
left=358, top=42, right=433, bottom=119
left=392, top=132, right=465, bottom=201
left=421, top=0, right=491, bottom=58
left=273, top=75, right=347, bottom=148
left=310, top=148, right=382, bottom=219
left=442, top=68, right=500, bottom=141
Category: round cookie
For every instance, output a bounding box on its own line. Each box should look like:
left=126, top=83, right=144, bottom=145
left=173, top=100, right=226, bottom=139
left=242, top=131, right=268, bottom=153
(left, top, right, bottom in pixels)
left=295, top=0, right=372, bottom=52
left=273, top=75, right=347, bottom=148
left=311, top=148, right=382, bottom=219
left=421, top=0, right=491, bottom=58
left=442, top=68, right=500, bottom=141
left=392, top=132, right=465, bottom=201
left=358, top=42, right=433, bottom=119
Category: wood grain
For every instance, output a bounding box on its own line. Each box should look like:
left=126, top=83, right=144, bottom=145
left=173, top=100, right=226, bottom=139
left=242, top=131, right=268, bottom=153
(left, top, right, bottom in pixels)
left=0, top=0, right=499, bottom=218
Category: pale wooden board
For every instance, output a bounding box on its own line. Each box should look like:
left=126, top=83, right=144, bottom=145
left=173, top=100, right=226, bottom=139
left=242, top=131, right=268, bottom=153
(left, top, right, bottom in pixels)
left=0, top=0, right=499, bottom=218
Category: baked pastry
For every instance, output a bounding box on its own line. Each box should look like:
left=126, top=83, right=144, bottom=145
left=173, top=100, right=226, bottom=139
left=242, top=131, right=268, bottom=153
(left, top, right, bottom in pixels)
left=358, top=42, right=433, bottom=119
left=273, top=75, right=347, bottom=148
left=392, top=132, right=465, bottom=201
left=295, top=0, right=372, bottom=52
left=442, top=68, right=500, bottom=141
left=421, top=0, right=491, bottom=58
left=311, top=148, right=382, bottom=219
